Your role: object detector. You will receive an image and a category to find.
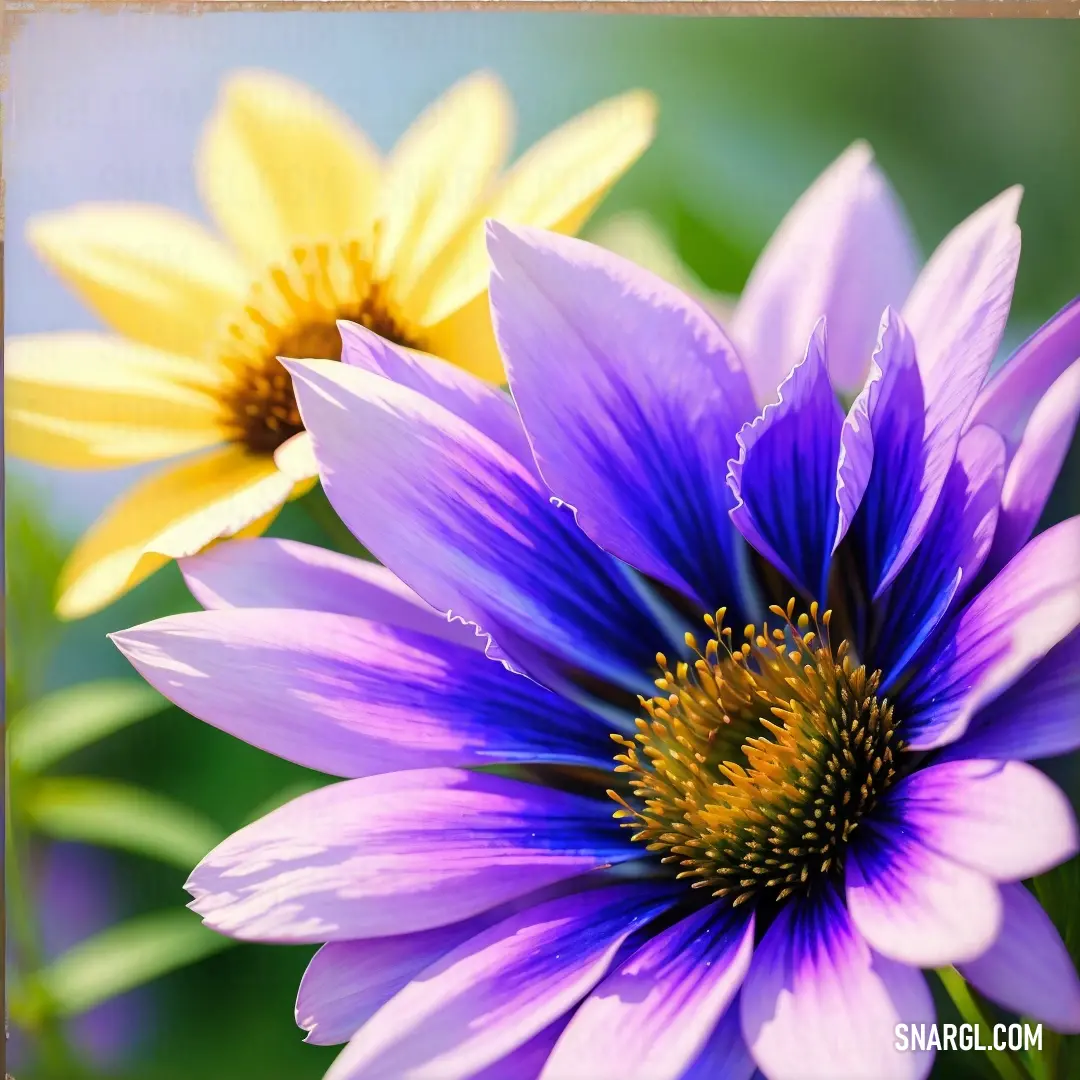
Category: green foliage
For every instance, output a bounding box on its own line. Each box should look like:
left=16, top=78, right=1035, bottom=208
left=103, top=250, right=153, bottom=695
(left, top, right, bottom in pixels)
left=1028, top=859, right=1080, bottom=1080
left=1032, top=857, right=1080, bottom=960
left=5, top=478, right=66, bottom=712
left=296, top=484, right=371, bottom=559
left=23, top=776, right=225, bottom=871
left=935, top=864, right=1080, bottom=1080
left=241, top=777, right=328, bottom=826
left=9, top=680, right=166, bottom=775
left=4, top=492, right=247, bottom=1076
left=36, top=910, right=236, bottom=1018
left=937, top=967, right=1028, bottom=1080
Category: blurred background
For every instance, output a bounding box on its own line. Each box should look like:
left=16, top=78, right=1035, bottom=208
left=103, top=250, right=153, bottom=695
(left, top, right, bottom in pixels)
left=4, top=11, right=1079, bottom=1080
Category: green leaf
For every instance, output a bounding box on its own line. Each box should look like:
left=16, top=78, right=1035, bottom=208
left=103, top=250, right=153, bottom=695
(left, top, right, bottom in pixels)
left=241, top=776, right=327, bottom=825
left=37, top=909, right=235, bottom=1016
left=1029, top=858, right=1080, bottom=1078
left=8, top=679, right=166, bottom=774
left=23, top=777, right=225, bottom=870
left=4, top=479, right=66, bottom=711
left=1032, top=856, right=1080, bottom=960
left=297, top=485, right=371, bottom=559
left=936, top=968, right=1029, bottom=1080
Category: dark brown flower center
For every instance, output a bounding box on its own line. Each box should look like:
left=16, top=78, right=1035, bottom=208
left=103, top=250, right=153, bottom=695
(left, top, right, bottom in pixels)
left=217, top=241, right=421, bottom=455
left=609, top=601, right=902, bottom=906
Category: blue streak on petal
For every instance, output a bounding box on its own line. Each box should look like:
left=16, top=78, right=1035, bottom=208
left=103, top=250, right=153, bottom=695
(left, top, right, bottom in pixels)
left=841, top=310, right=928, bottom=601
left=415, top=439, right=670, bottom=698
left=875, top=426, right=1005, bottom=691
left=728, top=319, right=844, bottom=604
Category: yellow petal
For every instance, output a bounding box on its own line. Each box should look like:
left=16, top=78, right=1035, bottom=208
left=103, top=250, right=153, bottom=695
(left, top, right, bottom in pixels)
left=288, top=475, right=320, bottom=501
left=375, top=72, right=512, bottom=309
left=273, top=430, right=319, bottom=482
left=273, top=431, right=321, bottom=499
left=494, top=89, right=658, bottom=235
left=27, top=204, right=248, bottom=359
left=419, top=291, right=505, bottom=384
left=197, top=69, right=382, bottom=268
left=414, top=89, right=658, bottom=328
left=5, top=333, right=227, bottom=469
left=56, top=446, right=293, bottom=619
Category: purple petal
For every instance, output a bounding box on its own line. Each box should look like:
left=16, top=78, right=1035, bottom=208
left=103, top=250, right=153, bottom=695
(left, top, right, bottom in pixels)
left=968, top=296, right=1080, bottom=456
left=287, top=358, right=675, bottom=699
left=903, top=187, right=1021, bottom=401
left=846, top=821, right=1001, bottom=967
left=835, top=307, right=925, bottom=558
left=113, top=609, right=609, bottom=779
left=879, top=189, right=1021, bottom=594
left=184, top=768, right=633, bottom=943
left=731, top=142, right=919, bottom=400
left=836, top=306, right=981, bottom=603
left=487, top=222, right=756, bottom=614
left=982, top=357, right=1080, bottom=578
left=181, top=537, right=479, bottom=648
left=902, top=516, right=1080, bottom=749
left=740, top=882, right=935, bottom=1080
left=958, top=883, right=1080, bottom=1034
left=941, top=629, right=1080, bottom=762
left=299, top=875, right=638, bottom=1049
left=873, top=424, right=1004, bottom=684
left=297, top=917, right=496, bottom=1046
left=540, top=902, right=755, bottom=1080
left=472, top=1017, right=572, bottom=1080
left=728, top=319, right=844, bottom=602
left=680, top=998, right=757, bottom=1080
left=883, top=759, right=1077, bottom=882
left=323, top=883, right=679, bottom=1080
left=337, top=320, right=533, bottom=463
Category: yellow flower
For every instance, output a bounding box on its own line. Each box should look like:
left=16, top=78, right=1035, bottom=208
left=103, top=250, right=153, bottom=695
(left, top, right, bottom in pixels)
left=6, top=69, right=657, bottom=619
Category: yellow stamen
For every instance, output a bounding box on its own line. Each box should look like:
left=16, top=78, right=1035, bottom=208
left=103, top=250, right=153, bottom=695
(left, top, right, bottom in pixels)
left=216, top=241, right=421, bottom=455
left=609, top=602, right=902, bottom=905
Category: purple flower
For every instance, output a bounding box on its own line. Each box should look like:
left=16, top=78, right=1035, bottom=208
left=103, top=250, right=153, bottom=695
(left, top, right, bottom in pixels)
left=112, top=144, right=1080, bottom=1080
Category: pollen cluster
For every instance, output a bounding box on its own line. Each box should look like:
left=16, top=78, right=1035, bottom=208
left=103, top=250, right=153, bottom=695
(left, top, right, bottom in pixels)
left=217, top=241, right=419, bottom=455
left=609, top=601, right=902, bottom=907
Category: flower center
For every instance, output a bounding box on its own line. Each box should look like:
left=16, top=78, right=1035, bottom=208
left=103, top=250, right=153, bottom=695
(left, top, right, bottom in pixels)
left=217, top=241, right=421, bottom=455
left=609, top=601, right=902, bottom=907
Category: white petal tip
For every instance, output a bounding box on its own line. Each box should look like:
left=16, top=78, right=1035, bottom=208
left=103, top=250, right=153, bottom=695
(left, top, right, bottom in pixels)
left=843, top=139, right=876, bottom=166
